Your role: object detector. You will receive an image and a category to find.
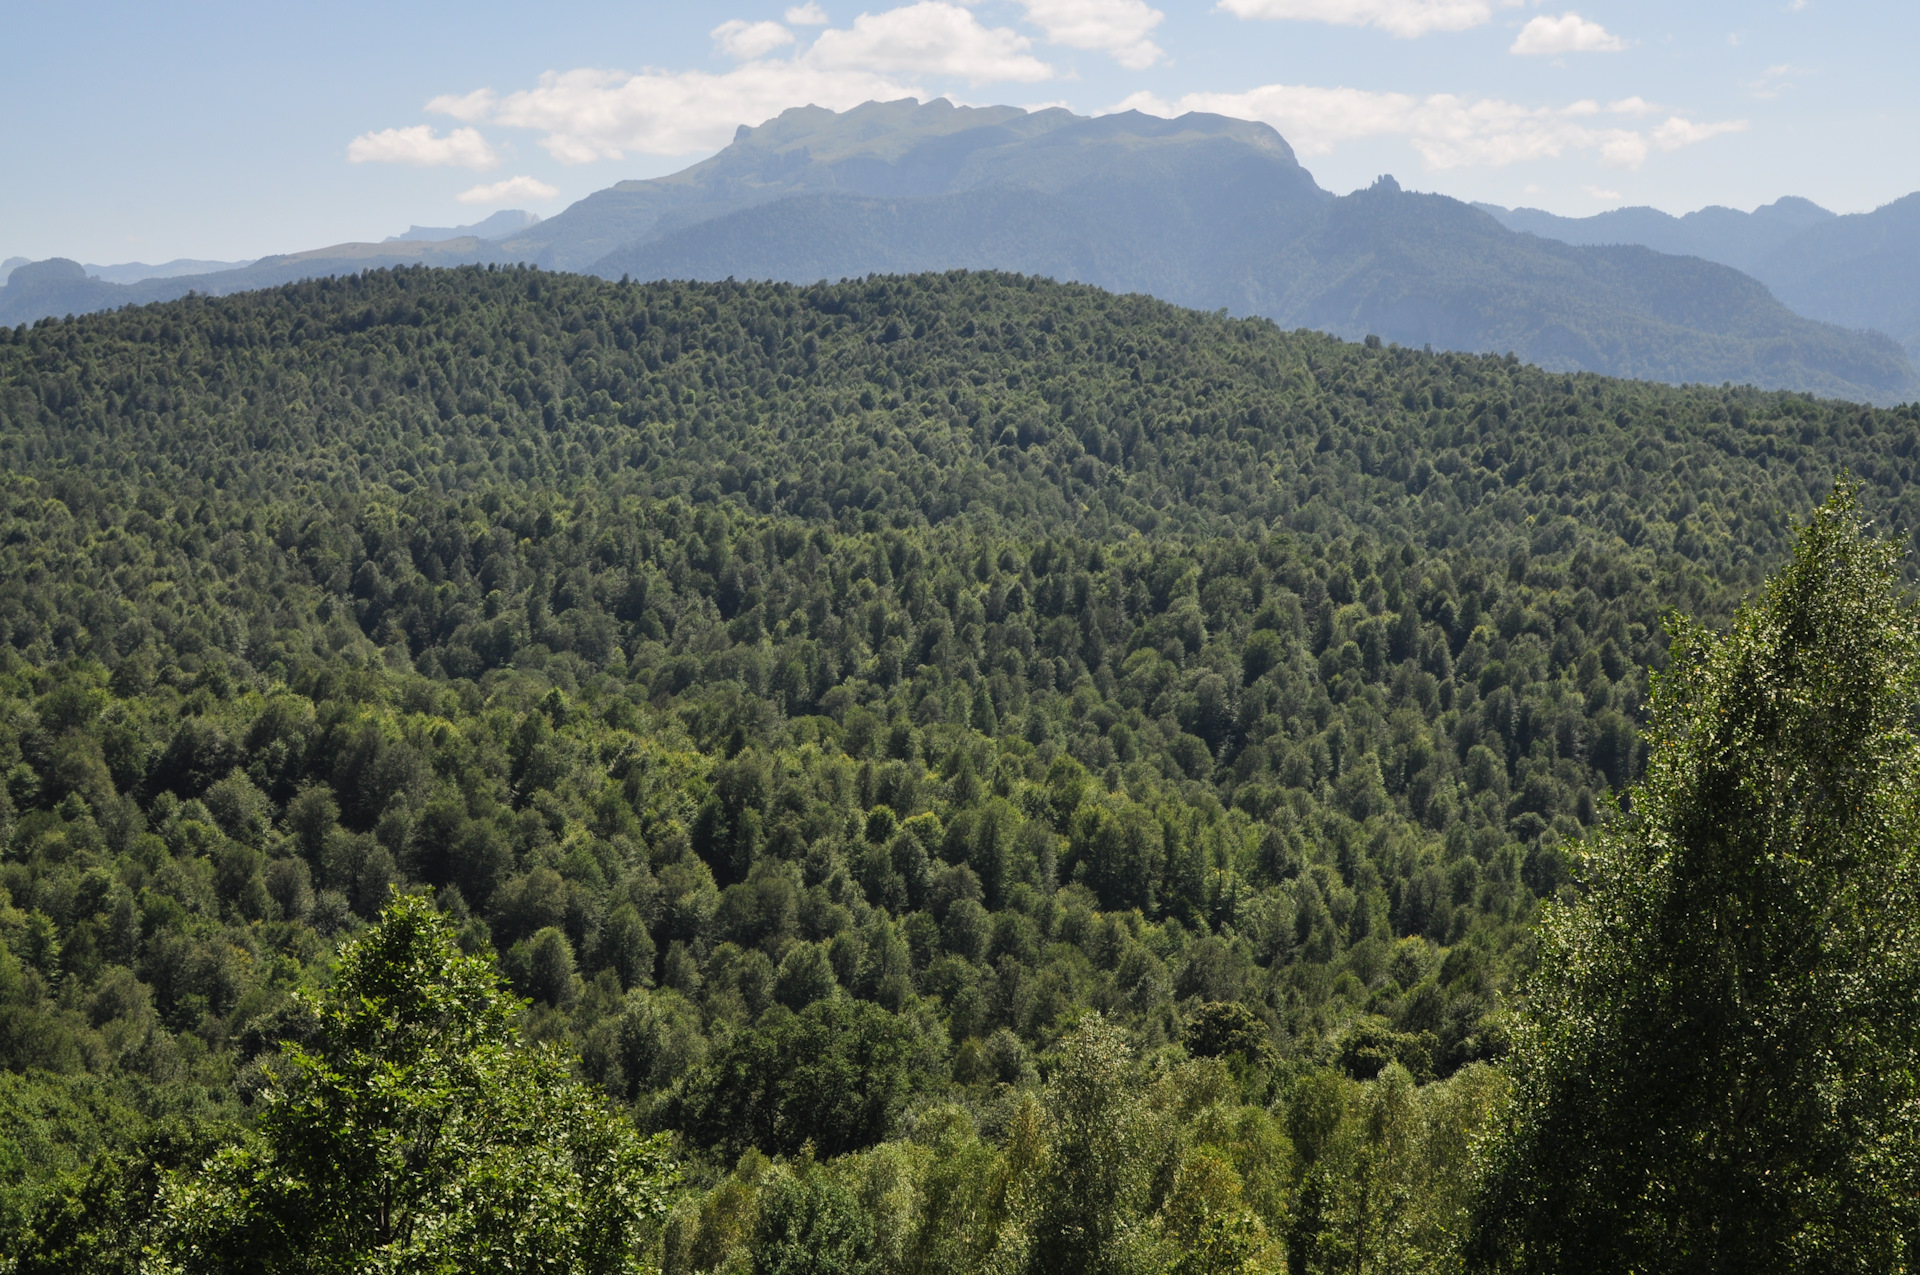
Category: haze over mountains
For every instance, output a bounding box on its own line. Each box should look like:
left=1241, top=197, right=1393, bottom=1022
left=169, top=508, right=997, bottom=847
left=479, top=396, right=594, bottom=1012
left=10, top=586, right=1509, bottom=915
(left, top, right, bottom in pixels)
left=385, top=208, right=542, bottom=244
left=4, top=98, right=1916, bottom=404
left=1480, top=195, right=1920, bottom=365
left=4, top=255, right=258, bottom=288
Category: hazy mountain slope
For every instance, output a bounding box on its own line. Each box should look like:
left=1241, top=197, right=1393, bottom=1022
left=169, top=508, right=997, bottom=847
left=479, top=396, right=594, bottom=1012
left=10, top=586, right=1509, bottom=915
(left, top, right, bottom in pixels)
left=388, top=209, right=541, bottom=243
left=1752, top=193, right=1920, bottom=358
left=1267, top=183, right=1913, bottom=400
left=0, top=259, right=159, bottom=320
left=599, top=169, right=1916, bottom=404
left=0, top=237, right=508, bottom=325
left=496, top=99, right=1310, bottom=272
left=595, top=114, right=1329, bottom=312
left=84, top=257, right=257, bottom=285
left=493, top=100, right=1064, bottom=270
left=1480, top=193, right=1920, bottom=361
left=1478, top=197, right=1836, bottom=274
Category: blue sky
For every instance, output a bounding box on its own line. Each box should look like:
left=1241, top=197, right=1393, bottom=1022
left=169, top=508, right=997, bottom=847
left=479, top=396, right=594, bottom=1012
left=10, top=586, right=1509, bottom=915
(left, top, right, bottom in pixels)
left=5, top=0, right=1915, bottom=265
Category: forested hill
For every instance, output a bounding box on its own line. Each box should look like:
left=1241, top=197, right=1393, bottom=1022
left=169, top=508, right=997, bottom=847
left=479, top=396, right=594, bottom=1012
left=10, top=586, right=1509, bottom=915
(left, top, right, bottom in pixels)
left=3, top=266, right=1920, bottom=1268
left=6, top=265, right=1915, bottom=553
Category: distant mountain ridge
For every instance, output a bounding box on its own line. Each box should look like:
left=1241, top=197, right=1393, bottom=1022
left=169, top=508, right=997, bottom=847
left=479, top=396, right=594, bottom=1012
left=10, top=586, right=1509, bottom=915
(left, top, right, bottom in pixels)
left=0, top=237, right=516, bottom=326
left=387, top=209, right=541, bottom=243
left=0, top=213, right=540, bottom=320
left=1476, top=197, right=1837, bottom=274
left=84, top=257, right=258, bottom=285
left=1480, top=195, right=1920, bottom=362
left=4, top=99, right=1915, bottom=404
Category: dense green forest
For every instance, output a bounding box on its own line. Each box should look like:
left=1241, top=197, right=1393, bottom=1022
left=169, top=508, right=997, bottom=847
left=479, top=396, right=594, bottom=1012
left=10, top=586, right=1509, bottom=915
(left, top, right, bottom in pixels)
left=1, top=267, right=1918, bottom=1271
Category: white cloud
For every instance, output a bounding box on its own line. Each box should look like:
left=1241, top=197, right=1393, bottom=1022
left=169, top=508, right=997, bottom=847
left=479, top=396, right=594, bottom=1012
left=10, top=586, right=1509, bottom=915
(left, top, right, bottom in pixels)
left=420, top=2, right=1053, bottom=162
left=1018, top=0, right=1165, bottom=69
left=424, top=90, right=497, bottom=123
left=1510, top=13, right=1625, bottom=55
left=1117, top=84, right=1745, bottom=171
left=347, top=125, right=500, bottom=169
left=808, top=3, right=1052, bottom=83
left=456, top=175, right=560, bottom=205
left=1608, top=96, right=1658, bottom=116
left=1748, top=64, right=1810, bottom=99
left=786, top=2, right=830, bottom=22
left=1651, top=116, right=1748, bottom=149
left=470, top=64, right=919, bottom=161
left=1216, top=0, right=1496, bottom=39
left=713, top=19, right=796, bottom=60
left=1584, top=184, right=1622, bottom=200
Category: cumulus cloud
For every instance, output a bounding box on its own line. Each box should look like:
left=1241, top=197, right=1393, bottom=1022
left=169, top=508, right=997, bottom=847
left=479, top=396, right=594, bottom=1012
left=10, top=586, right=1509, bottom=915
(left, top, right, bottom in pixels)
left=785, top=2, right=830, bottom=22
left=1116, top=84, right=1745, bottom=171
left=456, top=175, right=560, bottom=205
left=1216, top=0, right=1496, bottom=39
left=1510, top=12, right=1625, bottom=55
left=713, top=18, right=796, bottom=60
left=463, top=64, right=916, bottom=161
left=1018, top=0, right=1165, bottom=69
left=424, top=90, right=497, bottom=123
left=808, top=3, right=1052, bottom=82
left=419, top=2, right=1053, bottom=162
left=1651, top=116, right=1748, bottom=149
left=347, top=125, right=500, bottom=169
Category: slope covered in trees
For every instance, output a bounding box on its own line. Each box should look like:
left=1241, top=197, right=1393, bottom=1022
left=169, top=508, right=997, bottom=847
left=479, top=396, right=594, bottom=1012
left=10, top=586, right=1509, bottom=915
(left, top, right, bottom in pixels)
left=1, top=267, right=1918, bottom=1269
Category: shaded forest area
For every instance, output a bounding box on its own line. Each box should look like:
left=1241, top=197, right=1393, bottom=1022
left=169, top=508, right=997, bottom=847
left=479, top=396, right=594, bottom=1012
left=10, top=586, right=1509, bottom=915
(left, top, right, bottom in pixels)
left=2, top=267, right=1918, bottom=1270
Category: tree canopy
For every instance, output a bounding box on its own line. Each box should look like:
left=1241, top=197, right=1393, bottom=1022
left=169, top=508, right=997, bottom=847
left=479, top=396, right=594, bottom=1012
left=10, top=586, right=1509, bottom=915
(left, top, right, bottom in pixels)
left=27, top=894, right=677, bottom=1273
left=2, top=267, right=1919, bottom=1272
left=1471, top=486, right=1920, bottom=1271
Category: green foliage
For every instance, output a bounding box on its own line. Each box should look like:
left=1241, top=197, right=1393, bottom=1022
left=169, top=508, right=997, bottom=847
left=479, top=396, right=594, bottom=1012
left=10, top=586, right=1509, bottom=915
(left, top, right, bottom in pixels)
left=1287, top=1062, right=1506, bottom=1275
left=2, top=268, right=1920, bottom=1271
left=1030, top=1015, right=1151, bottom=1275
left=1159, top=1147, right=1269, bottom=1275
left=157, top=894, right=679, bottom=1273
left=1471, top=486, right=1920, bottom=1272
left=1182, top=1000, right=1276, bottom=1068
left=753, top=1162, right=878, bottom=1275
left=0, top=1078, right=231, bottom=1271
left=675, top=996, right=938, bottom=1160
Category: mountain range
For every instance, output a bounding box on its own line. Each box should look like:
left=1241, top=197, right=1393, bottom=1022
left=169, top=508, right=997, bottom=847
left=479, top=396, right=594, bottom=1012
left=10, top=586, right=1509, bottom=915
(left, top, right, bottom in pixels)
left=385, top=208, right=542, bottom=243
left=1479, top=195, right=1920, bottom=363
left=3, top=98, right=1915, bottom=404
